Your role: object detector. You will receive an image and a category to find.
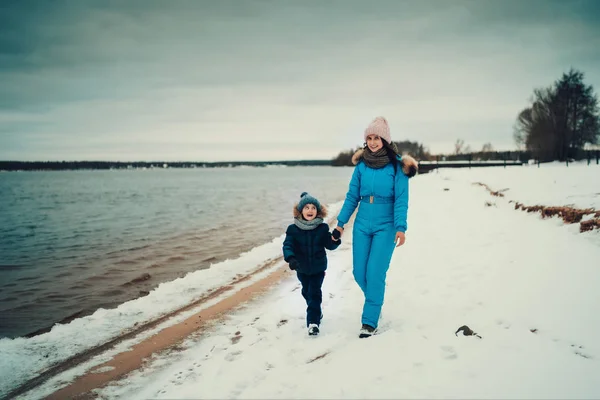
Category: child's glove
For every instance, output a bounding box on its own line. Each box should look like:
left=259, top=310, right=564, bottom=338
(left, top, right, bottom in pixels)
left=331, top=229, right=341, bottom=241
left=288, top=257, right=299, bottom=271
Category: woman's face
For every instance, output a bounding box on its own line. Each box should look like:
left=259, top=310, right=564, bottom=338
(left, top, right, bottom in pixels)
left=366, top=134, right=383, bottom=153
left=301, top=204, right=317, bottom=221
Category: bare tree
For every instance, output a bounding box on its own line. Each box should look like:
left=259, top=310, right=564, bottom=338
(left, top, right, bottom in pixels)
left=454, top=139, right=465, bottom=155
left=481, top=143, right=494, bottom=152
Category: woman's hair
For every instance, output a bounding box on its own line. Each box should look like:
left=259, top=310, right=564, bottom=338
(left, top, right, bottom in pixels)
left=364, top=139, right=400, bottom=173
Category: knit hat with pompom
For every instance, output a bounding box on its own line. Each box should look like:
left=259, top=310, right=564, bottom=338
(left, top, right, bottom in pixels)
left=296, top=192, right=322, bottom=213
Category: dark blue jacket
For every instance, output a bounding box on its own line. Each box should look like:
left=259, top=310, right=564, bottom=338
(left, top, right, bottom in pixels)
left=282, top=223, right=341, bottom=275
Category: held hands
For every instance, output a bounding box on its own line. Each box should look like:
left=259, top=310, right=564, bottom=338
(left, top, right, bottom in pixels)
left=288, top=257, right=300, bottom=271
left=331, top=226, right=343, bottom=242
left=332, top=226, right=403, bottom=246
left=395, top=232, right=406, bottom=247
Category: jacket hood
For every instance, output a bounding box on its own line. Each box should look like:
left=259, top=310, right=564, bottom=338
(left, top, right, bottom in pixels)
left=293, top=204, right=328, bottom=219
left=352, top=148, right=418, bottom=178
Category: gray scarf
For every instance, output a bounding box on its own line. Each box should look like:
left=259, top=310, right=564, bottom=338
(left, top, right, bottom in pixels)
left=294, top=217, right=323, bottom=230
left=362, top=147, right=390, bottom=169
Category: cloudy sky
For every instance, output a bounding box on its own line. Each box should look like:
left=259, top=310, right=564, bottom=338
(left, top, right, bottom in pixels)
left=1, top=0, right=599, bottom=161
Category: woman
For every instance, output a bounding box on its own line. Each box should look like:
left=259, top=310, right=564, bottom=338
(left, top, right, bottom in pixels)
left=334, top=116, right=417, bottom=338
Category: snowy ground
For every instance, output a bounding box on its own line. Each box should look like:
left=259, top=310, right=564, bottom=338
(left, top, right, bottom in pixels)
left=435, top=160, right=600, bottom=210
left=8, top=162, right=600, bottom=399
left=94, top=162, right=598, bottom=399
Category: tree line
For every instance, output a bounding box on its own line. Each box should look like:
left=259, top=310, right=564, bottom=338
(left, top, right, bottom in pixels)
left=331, top=68, right=599, bottom=166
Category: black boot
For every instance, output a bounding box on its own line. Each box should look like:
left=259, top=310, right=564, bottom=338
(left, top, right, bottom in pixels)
left=358, top=324, right=376, bottom=338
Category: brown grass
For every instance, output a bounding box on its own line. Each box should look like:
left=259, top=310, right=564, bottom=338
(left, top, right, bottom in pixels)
left=476, top=182, right=600, bottom=233
left=307, top=351, right=330, bottom=364
left=580, top=218, right=600, bottom=232
left=513, top=202, right=600, bottom=232
left=473, top=182, right=508, bottom=197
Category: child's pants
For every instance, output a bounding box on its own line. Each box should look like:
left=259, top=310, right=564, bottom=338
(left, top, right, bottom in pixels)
left=296, top=271, right=325, bottom=327
left=352, top=219, right=396, bottom=329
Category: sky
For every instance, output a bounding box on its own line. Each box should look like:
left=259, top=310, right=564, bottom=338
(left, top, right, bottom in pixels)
left=1, top=0, right=599, bottom=161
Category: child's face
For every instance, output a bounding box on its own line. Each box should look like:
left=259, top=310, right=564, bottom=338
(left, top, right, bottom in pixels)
left=366, top=134, right=383, bottom=153
left=302, top=204, right=317, bottom=221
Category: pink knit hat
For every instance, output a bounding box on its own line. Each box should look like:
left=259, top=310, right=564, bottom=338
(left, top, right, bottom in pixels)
left=364, top=116, right=391, bottom=144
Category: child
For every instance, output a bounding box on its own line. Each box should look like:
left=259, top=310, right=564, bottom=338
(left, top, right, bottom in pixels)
left=283, top=192, right=341, bottom=336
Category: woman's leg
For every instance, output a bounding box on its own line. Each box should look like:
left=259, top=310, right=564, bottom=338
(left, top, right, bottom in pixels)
left=361, top=224, right=396, bottom=328
left=352, top=220, right=372, bottom=295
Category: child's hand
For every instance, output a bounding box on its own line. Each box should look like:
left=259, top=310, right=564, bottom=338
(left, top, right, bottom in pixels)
left=332, top=226, right=343, bottom=240
left=331, top=228, right=341, bottom=242
left=288, top=257, right=299, bottom=271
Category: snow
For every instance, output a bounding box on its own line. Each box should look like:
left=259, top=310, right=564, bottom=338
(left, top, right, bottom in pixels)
left=4, top=162, right=600, bottom=399
left=433, top=161, right=600, bottom=210
left=419, top=160, right=522, bottom=164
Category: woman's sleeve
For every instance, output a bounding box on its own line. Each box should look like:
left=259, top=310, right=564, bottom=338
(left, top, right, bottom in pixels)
left=336, top=165, right=361, bottom=228
left=394, top=170, right=409, bottom=232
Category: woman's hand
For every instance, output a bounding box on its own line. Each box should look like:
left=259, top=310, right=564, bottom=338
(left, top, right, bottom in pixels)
left=395, top=232, right=405, bottom=247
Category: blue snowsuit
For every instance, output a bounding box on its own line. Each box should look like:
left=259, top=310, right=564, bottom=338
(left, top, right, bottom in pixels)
left=337, top=157, right=409, bottom=328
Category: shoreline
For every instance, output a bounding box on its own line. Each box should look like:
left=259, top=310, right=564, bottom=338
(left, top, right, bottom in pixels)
left=47, top=265, right=293, bottom=399
left=9, top=262, right=293, bottom=400
left=10, top=217, right=343, bottom=400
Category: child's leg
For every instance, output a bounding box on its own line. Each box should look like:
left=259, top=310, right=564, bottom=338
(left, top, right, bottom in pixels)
left=296, top=272, right=310, bottom=326
left=296, top=271, right=310, bottom=303
left=306, top=272, right=325, bottom=326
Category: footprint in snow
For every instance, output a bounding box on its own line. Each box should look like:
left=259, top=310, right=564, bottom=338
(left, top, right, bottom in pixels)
left=231, top=331, right=242, bottom=344
left=440, top=345, right=458, bottom=360
left=277, top=319, right=288, bottom=327
left=225, top=350, right=243, bottom=362
left=496, top=319, right=511, bottom=329
left=571, top=344, right=592, bottom=359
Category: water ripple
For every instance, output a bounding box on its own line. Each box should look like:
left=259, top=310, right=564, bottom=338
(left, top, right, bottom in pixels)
left=0, top=167, right=351, bottom=338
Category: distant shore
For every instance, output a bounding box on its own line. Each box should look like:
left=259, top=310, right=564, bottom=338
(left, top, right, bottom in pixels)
left=0, top=159, right=528, bottom=173
left=0, top=160, right=335, bottom=171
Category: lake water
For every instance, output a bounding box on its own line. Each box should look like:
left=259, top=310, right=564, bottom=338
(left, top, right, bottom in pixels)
left=0, top=166, right=353, bottom=338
